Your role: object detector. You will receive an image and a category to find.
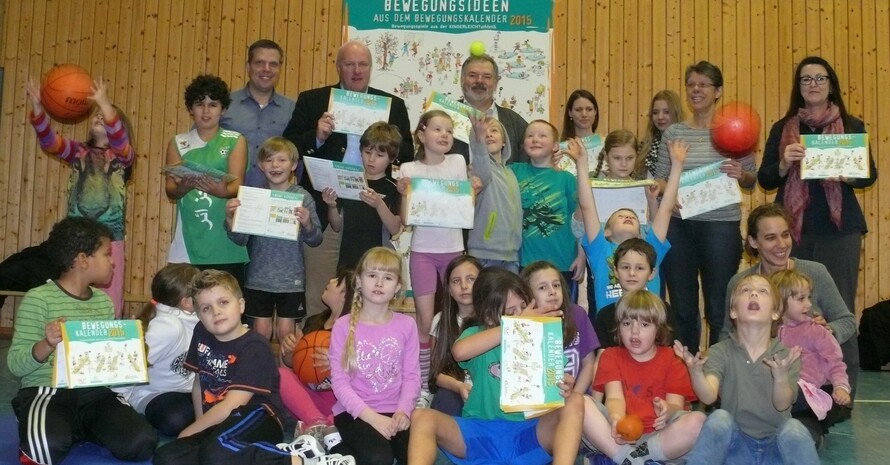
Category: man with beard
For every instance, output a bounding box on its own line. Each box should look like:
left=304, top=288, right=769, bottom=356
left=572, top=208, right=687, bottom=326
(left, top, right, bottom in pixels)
left=453, top=54, right=528, bottom=163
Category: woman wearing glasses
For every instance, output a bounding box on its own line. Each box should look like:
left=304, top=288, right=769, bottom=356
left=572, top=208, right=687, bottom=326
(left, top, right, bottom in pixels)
left=652, top=61, right=757, bottom=352
left=758, top=56, right=877, bottom=400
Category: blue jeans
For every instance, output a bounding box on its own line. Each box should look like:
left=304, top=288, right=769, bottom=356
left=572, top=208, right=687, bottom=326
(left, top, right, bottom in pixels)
left=662, top=217, right=742, bottom=350
left=685, top=409, right=818, bottom=465
left=478, top=258, right=520, bottom=274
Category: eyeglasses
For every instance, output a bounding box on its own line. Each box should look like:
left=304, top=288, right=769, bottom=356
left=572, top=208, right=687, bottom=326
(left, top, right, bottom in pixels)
left=685, top=82, right=715, bottom=90
left=799, top=75, right=829, bottom=86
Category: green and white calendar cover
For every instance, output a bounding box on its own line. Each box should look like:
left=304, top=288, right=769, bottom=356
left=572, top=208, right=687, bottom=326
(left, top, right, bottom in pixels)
left=500, top=315, right=565, bottom=414
left=405, top=178, right=474, bottom=229
left=801, top=133, right=869, bottom=179
left=53, top=320, right=148, bottom=389
left=328, top=88, right=392, bottom=135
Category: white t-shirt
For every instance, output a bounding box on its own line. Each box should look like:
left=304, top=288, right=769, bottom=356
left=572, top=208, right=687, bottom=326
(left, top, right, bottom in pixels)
left=400, top=154, right=467, bottom=253
left=115, top=304, right=199, bottom=412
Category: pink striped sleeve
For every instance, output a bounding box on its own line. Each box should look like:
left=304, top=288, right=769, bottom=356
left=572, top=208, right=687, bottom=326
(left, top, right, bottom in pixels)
left=104, top=114, right=134, bottom=167
left=29, top=111, right=80, bottom=163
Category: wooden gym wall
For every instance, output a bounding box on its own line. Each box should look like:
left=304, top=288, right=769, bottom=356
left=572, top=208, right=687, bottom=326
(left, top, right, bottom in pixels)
left=1, top=0, right=887, bottom=327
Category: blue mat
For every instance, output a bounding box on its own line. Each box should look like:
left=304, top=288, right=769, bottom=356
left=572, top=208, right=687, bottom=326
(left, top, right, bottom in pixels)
left=0, top=414, right=152, bottom=465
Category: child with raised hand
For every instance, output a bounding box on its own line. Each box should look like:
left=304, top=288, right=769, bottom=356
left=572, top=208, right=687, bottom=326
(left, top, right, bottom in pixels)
left=327, top=247, right=420, bottom=465
left=467, top=115, right=522, bottom=272
left=396, top=110, right=470, bottom=395
left=116, top=263, right=201, bottom=437
left=771, top=269, right=851, bottom=447
left=165, top=74, right=248, bottom=284
left=408, top=267, right=584, bottom=465
left=595, top=239, right=677, bottom=350
left=26, top=77, right=135, bottom=317
left=582, top=290, right=704, bottom=465
left=510, top=120, right=585, bottom=292
left=321, top=122, right=402, bottom=271
left=567, top=136, right=686, bottom=314
left=428, top=255, right=483, bottom=415
left=674, top=274, right=818, bottom=464
left=8, top=217, right=157, bottom=465
left=154, top=269, right=354, bottom=465
left=279, top=270, right=354, bottom=452
left=521, top=260, right=599, bottom=393
left=225, top=136, right=322, bottom=344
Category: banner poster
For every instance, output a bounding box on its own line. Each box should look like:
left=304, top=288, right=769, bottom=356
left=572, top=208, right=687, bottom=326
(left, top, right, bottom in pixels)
left=345, top=0, right=554, bottom=129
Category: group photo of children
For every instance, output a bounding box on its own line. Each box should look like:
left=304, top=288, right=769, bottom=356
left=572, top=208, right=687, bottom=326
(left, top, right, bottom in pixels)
left=1, top=2, right=888, bottom=465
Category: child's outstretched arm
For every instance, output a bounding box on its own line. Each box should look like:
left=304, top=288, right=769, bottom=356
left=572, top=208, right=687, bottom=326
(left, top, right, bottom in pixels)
left=565, top=138, right=600, bottom=241
left=651, top=140, right=688, bottom=241
left=452, top=326, right=502, bottom=362
left=763, top=345, right=802, bottom=411
left=26, top=78, right=83, bottom=161
left=673, top=340, right=719, bottom=404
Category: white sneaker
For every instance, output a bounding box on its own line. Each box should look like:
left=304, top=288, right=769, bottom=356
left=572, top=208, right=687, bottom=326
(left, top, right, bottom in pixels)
left=416, top=390, right=433, bottom=409
left=276, top=434, right=326, bottom=459
left=310, top=454, right=357, bottom=465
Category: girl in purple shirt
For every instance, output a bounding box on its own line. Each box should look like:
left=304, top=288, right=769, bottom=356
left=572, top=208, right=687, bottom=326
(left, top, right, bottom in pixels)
left=521, top=261, right=599, bottom=392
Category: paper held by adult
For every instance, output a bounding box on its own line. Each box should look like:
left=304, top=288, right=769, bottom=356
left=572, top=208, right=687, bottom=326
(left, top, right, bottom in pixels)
left=423, top=91, right=480, bottom=144
left=161, top=159, right=236, bottom=184
left=404, top=178, right=474, bottom=229
left=303, top=156, right=368, bottom=201
left=555, top=135, right=605, bottom=176
left=500, top=316, right=565, bottom=415
left=231, top=186, right=303, bottom=241
left=589, top=178, right=655, bottom=225
left=677, top=161, right=741, bottom=219
left=53, top=320, right=149, bottom=389
left=328, top=88, right=392, bottom=135
left=801, top=133, right=869, bottom=179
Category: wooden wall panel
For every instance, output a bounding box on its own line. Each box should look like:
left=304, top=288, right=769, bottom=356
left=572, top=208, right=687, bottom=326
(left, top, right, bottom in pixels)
left=1, top=0, right=888, bottom=322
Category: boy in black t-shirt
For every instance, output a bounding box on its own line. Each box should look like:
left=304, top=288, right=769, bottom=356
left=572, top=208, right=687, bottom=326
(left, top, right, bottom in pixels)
left=153, top=270, right=354, bottom=465
left=320, top=122, right=402, bottom=271
left=595, top=238, right=676, bottom=350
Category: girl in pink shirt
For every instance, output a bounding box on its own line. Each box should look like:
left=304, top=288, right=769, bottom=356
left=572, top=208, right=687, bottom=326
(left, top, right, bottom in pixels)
left=328, top=247, right=421, bottom=465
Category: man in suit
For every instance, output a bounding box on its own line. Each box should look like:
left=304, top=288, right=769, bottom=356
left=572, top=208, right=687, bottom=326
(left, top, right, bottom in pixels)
left=283, top=40, right=413, bottom=315
left=452, top=54, right=528, bottom=163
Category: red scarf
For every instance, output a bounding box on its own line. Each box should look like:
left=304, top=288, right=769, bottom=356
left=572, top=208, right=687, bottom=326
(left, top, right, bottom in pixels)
left=779, top=104, right=844, bottom=241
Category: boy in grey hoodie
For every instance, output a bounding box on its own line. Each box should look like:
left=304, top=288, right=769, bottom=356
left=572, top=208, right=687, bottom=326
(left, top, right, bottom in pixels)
left=468, top=116, right=523, bottom=272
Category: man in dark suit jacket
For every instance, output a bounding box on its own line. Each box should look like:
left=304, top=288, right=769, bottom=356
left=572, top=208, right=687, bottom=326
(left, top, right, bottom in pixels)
left=283, top=41, right=414, bottom=182
left=451, top=54, right=528, bottom=164
left=282, top=40, right=413, bottom=315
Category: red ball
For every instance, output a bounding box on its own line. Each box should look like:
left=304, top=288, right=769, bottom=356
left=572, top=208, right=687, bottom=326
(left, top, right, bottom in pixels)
left=40, top=64, right=93, bottom=123
left=292, top=330, right=332, bottom=390
left=711, top=101, right=762, bottom=158
left=616, top=414, right=644, bottom=441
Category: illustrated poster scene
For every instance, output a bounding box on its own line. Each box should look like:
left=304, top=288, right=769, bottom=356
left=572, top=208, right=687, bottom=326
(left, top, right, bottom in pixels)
left=345, top=0, right=553, bottom=129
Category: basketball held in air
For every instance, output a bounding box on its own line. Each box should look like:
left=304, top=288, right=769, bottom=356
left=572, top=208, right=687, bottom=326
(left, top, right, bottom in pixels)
left=40, top=64, right=94, bottom=123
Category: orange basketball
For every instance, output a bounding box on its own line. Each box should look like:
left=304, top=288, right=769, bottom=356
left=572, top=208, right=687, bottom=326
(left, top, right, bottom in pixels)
left=616, top=414, right=644, bottom=441
left=292, top=330, right=332, bottom=390
left=40, top=64, right=94, bottom=122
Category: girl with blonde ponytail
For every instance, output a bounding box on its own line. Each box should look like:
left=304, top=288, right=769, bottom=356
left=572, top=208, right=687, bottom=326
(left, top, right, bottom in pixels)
left=328, top=247, right=420, bottom=465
